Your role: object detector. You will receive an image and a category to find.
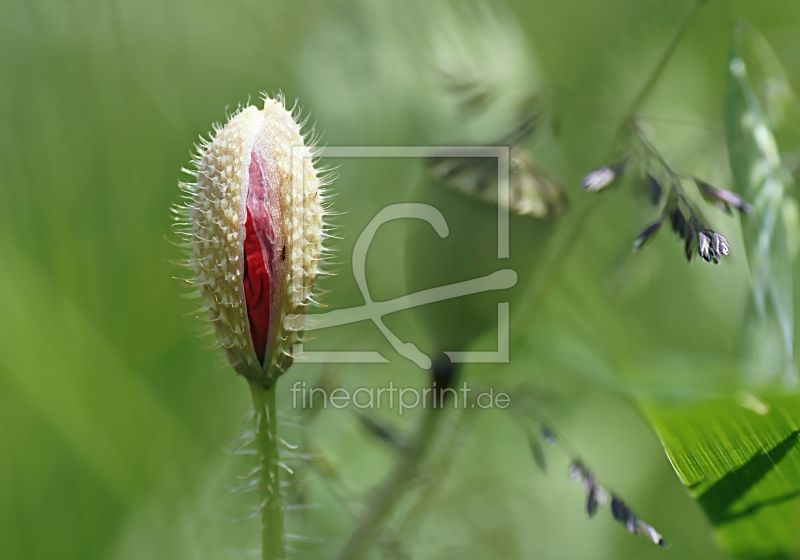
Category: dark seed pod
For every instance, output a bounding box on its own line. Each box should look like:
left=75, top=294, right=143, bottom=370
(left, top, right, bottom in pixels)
left=670, top=207, right=687, bottom=238
left=695, top=178, right=753, bottom=214
left=587, top=487, right=600, bottom=518
left=611, top=496, right=639, bottom=534
left=646, top=173, right=663, bottom=205
left=541, top=425, right=557, bottom=443
left=684, top=221, right=698, bottom=262
left=610, top=496, right=626, bottom=522
left=632, top=219, right=663, bottom=251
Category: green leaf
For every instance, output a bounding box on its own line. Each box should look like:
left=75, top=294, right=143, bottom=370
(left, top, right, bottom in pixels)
left=646, top=396, right=800, bottom=558
left=724, top=21, right=798, bottom=386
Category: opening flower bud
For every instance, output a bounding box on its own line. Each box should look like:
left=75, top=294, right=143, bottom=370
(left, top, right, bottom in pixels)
left=180, top=96, right=327, bottom=384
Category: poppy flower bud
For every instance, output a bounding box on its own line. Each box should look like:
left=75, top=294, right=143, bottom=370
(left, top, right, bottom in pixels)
left=180, top=96, right=327, bottom=384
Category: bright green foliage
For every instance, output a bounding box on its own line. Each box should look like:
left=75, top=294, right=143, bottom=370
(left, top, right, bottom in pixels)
left=2, top=1, right=800, bottom=559
left=648, top=396, right=800, bottom=558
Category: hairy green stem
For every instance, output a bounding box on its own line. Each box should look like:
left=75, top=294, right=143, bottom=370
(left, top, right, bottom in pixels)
left=250, top=382, right=285, bottom=560
left=336, top=402, right=443, bottom=560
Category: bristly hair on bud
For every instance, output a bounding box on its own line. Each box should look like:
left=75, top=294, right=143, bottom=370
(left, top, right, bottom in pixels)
left=174, top=94, right=335, bottom=385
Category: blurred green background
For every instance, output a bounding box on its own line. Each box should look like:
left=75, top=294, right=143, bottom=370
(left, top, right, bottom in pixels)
left=2, top=0, right=800, bottom=559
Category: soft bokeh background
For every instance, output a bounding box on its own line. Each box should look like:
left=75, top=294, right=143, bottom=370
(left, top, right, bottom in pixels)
left=2, top=0, right=800, bottom=559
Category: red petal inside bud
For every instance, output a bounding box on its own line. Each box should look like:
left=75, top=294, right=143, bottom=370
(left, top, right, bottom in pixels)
left=244, top=208, right=270, bottom=363
left=243, top=154, right=273, bottom=364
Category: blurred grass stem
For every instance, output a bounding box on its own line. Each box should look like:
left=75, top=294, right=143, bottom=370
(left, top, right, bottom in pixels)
left=627, top=0, right=707, bottom=118
left=250, top=382, right=286, bottom=560
left=336, top=401, right=442, bottom=560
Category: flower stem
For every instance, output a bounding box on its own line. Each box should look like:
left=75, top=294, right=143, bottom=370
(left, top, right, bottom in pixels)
left=335, top=401, right=443, bottom=560
left=250, top=382, right=285, bottom=560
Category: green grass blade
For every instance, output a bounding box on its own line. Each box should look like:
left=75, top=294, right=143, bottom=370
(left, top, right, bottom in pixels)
left=724, top=21, right=798, bottom=386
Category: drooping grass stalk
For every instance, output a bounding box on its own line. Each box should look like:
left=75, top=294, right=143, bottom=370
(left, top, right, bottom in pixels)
left=512, top=0, right=708, bottom=342
left=336, top=398, right=444, bottom=560
left=250, top=382, right=285, bottom=560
